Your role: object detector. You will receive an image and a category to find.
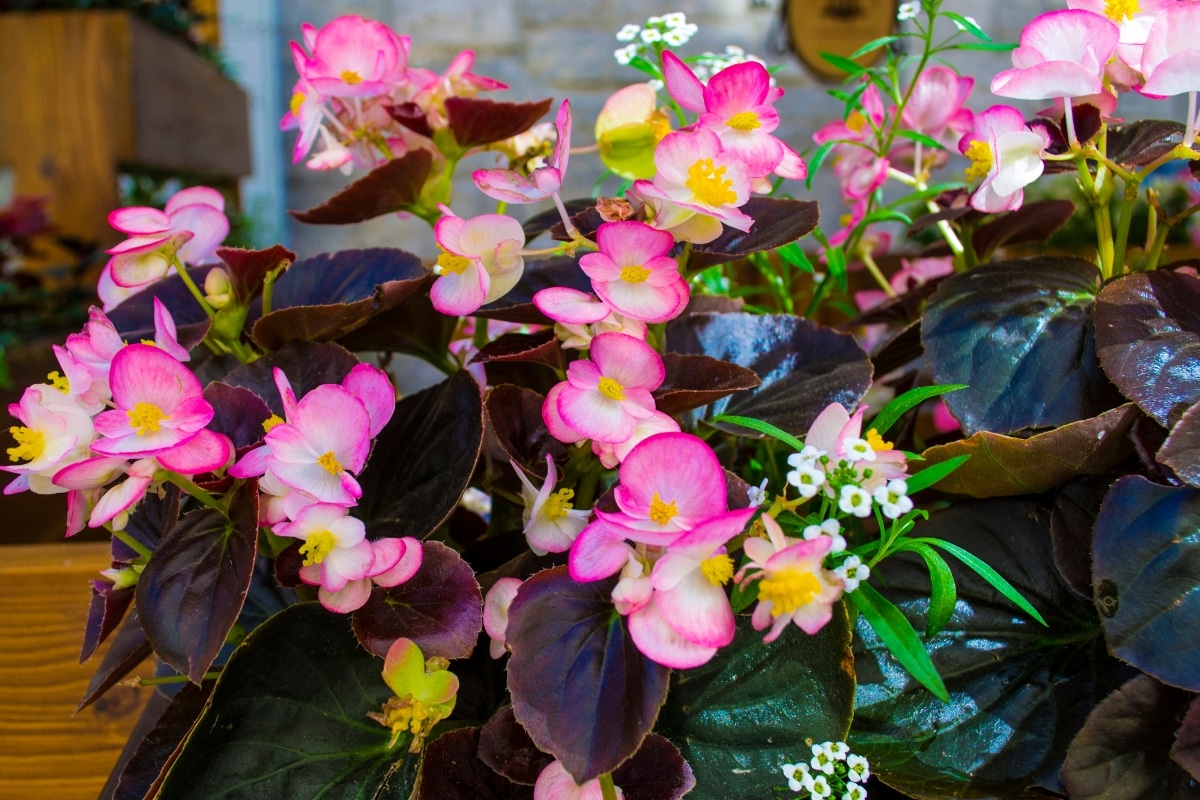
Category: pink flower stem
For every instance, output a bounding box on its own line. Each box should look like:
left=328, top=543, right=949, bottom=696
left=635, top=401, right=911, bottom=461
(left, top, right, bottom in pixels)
left=1064, top=100, right=1078, bottom=148
left=552, top=192, right=579, bottom=240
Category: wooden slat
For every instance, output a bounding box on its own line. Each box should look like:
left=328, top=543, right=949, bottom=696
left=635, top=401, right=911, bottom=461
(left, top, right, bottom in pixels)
left=0, top=543, right=152, bottom=800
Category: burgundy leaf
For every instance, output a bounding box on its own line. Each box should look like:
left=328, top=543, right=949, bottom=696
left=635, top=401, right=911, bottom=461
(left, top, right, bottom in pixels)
left=471, top=329, right=564, bottom=370
left=106, top=266, right=211, bottom=350
left=447, top=96, right=554, bottom=150
left=222, top=340, right=360, bottom=417
left=688, top=198, right=819, bottom=269
left=485, top=384, right=567, bottom=476
left=414, top=726, right=534, bottom=800
left=79, top=610, right=153, bottom=711
left=1172, top=695, right=1200, bottom=781
left=202, top=382, right=272, bottom=450
left=289, top=150, right=433, bottom=224
left=389, top=101, right=433, bottom=138
left=216, top=244, right=296, bottom=303
left=653, top=353, right=761, bottom=414
left=479, top=705, right=555, bottom=785
left=111, top=680, right=215, bottom=800
left=80, top=582, right=135, bottom=664
left=476, top=257, right=590, bottom=325
left=612, top=734, right=696, bottom=800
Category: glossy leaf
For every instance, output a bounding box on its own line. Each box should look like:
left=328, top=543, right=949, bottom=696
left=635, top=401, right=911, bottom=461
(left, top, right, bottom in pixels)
left=202, top=382, right=272, bottom=450
left=850, top=583, right=948, bottom=701
left=870, top=384, right=967, bottom=436
left=222, top=340, right=359, bottom=417
left=904, top=455, right=969, bottom=494
left=687, top=198, right=820, bottom=270
left=1094, top=270, right=1200, bottom=427
left=446, top=96, right=553, bottom=150
left=485, top=385, right=566, bottom=476
left=1160, top=400, right=1200, bottom=488
left=414, top=727, right=534, bottom=800
left=1106, top=119, right=1186, bottom=167
left=919, top=404, right=1140, bottom=498
left=667, top=312, right=873, bottom=436
left=1060, top=673, right=1199, bottom=800
left=80, top=582, right=135, bottom=665
left=476, top=257, right=590, bottom=325
left=505, top=567, right=671, bottom=784
left=351, top=541, right=483, bottom=660
left=478, top=705, right=554, bottom=785
left=289, top=150, right=433, bottom=224
left=135, top=481, right=258, bottom=683
left=216, top=244, right=295, bottom=303
left=653, top=354, right=761, bottom=415
left=252, top=248, right=429, bottom=349
left=355, top=370, right=484, bottom=540
left=470, top=329, right=564, bottom=371
left=107, top=266, right=211, bottom=350
left=79, top=609, right=153, bottom=711
left=1050, top=475, right=1113, bottom=599
left=851, top=497, right=1115, bottom=799
left=656, top=606, right=854, bottom=800
left=157, top=603, right=418, bottom=799
left=111, top=681, right=215, bottom=800
left=1092, top=476, right=1200, bottom=691
left=971, top=199, right=1076, bottom=258
left=336, top=279, right=458, bottom=364
left=923, top=256, right=1118, bottom=435
left=1173, top=696, right=1200, bottom=781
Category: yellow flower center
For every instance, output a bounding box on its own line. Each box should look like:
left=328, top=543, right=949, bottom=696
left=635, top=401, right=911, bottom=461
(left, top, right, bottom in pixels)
left=290, top=91, right=307, bottom=116
left=620, top=265, right=652, bottom=284
left=685, top=158, right=737, bottom=207
left=1104, top=0, right=1139, bottom=22
left=47, top=371, right=70, bottom=393
left=542, top=488, right=575, bottom=521
left=865, top=428, right=893, bottom=452
left=700, top=553, right=735, bottom=587
left=963, top=140, right=993, bottom=181
left=597, top=377, right=625, bottom=401
left=372, top=694, right=446, bottom=752
left=846, top=110, right=867, bottom=134
left=758, top=567, right=822, bottom=616
left=648, top=492, right=678, bottom=526
left=726, top=111, right=762, bottom=131
left=127, top=402, right=168, bottom=436
left=436, top=251, right=472, bottom=275
left=341, top=70, right=363, bottom=85
left=299, top=529, right=336, bottom=566
left=262, top=414, right=285, bottom=433
left=317, top=450, right=344, bottom=475
left=7, top=426, right=45, bottom=463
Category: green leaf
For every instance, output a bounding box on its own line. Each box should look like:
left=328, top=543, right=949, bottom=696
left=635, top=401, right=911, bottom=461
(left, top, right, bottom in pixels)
left=862, top=208, right=913, bottom=226
left=884, top=180, right=968, bottom=209
left=895, top=129, right=946, bottom=150
left=904, top=543, right=957, bottom=637
left=626, top=54, right=661, bottom=78
left=805, top=140, right=838, bottom=189
left=904, top=455, right=970, bottom=494
left=916, top=538, right=1047, bottom=625
left=825, top=245, right=849, bottom=292
left=952, top=41, right=1018, bottom=52
left=849, top=35, right=899, bottom=59
left=943, top=12, right=992, bottom=41
left=848, top=582, right=949, bottom=702
left=870, top=384, right=968, bottom=436
left=818, top=51, right=867, bottom=77
left=711, top=414, right=804, bottom=451
left=777, top=242, right=814, bottom=274
left=657, top=607, right=855, bottom=799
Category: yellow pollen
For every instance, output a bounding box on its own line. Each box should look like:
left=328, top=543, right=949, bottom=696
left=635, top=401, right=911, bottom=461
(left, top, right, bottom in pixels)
left=685, top=158, right=738, bottom=207
left=648, top=492, right=678, bottom=526
left=701, top=554, right=735, bottom=587
left=865, top=428, right=893, bottom=452
left=127, top=402, right=168, bottom=436
left=846, top=110, right=867, bottom=134
left=47, top=371, right=70, bottom=393
left=317, top=450, right=344, bottom=475
left=1104, top=0, right=1139, bottom=21
left=597, top=377, right=625, bottom=401
left=435, top=251, right=472, bottom=275
left=542, top=488, right=575, bottom=521
left=341, top=70, right=363, bottom=85
left=964, top=140, right=993, bottom=181
left=299, top=530, right=336, bottom=566
left=7, top=426, right=45, bottom=463
left=290, top=91, right=307, bottom=116
left=620, top=265, right=651, bottom=284
left=759, top=567, right=822, bottom=617
left=726, top=111, right=762, bottom=131
left=262, top=414, right=285, bottom=433
left=140, top=339, right=158, bottom=347
left=372, top=694, right=442, bottom=752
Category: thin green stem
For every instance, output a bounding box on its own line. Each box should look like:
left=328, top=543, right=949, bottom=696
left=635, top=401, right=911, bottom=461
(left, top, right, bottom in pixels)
left=163, top=471, right=224, bottom=513
left=1095, top=203, right=1115, bottom=280
left=599, top=773, right=619, bottom=800
left=113, top=529, right=153, bottom=561
left=1145, top=219, right=1170, bottom=272
left=171, top=256, right=216, bottom=320
left=1112, top=183, right=1136, bottom=276
left=861, top=252, right=896, bottom=297
left=135, top=671, right=222, bottom=686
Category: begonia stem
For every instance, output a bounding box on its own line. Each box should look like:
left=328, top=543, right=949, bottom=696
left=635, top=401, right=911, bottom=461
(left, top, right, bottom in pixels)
left=1064, top=100, right=1078, bottom=147
left=134, top=671, right=221, bottom=686
left=112, top=530, right=153, bottom=561
left=171, top=256, right=216, bottom=320
left=861, top=253, right=896, bottom=298
left=163, top=471, right=224, bottom=513
left=552, top=193, right=579, bottom=240
left=599, top=773, right=619, bottom=800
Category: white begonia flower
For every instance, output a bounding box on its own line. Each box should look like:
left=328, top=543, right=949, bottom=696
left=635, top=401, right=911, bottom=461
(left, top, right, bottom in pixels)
left=897, top=1, right=921, bottom=20
left=874, top=478, right=914, bottom=519
left=842, top=437, right=877, bottom=462
left=847, top=753, right=871, bottom=782
left=616, top=24, right=641, bottom=42
left=839, top=485, right=873, bottom=517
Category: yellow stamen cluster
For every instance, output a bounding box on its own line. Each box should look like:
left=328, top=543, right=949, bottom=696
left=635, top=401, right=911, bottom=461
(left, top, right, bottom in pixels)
left=371, top=694, right=438, bottom=752
left=435, top=251, right=472, bottom=275
left=685, top=158, right=737, bottom=207
left=299, top=530, right=336, bottom=566
left=597, top=377, right=625, bottom=401
left=47, top=371, right=70, bottom=393
left=648, top=492, right=678, bottom=526
left=726, top=111, right=762, bottom=131
left=317, top=450, right=344, bottom=475
left=262, top=414, right=285, bottom=433
left=845, top=110, right=867, bottom=134
left=700, top=554, right=735, bottom=587
left=963, top=140, right=993, bottom=181
left=865, top=428, right=894, bottom=452
left=341, top=70, right=363, bottom=85
left=542, top=488, right=575, bottom=521
left=620, top=265, right=651, bottom=284
left=758, top=567, right=822, bottom=617
left=127, top=402, right=168, bottom=436
left=7, top=426, right=45, bottom=463
left=290, top=92, right=307, bottom=116
left=1104, top=0, right=1139, bottom=22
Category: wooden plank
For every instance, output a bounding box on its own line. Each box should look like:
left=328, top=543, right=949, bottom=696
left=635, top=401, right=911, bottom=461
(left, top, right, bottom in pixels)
left=0, top=542, right=152, bottom=800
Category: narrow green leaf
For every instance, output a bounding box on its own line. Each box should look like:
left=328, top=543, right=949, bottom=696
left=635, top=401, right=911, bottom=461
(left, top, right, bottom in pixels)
left=806, top=141, right=838, bottom=189
left=896, top=129, right=946, bottom=150
left=849, top=35, right=899, bottom=59
left=825, top=245, right=849, bottom=292
left=870, top=384, right=968, bottom=436
left=862, top=209, right=914, bottom=226
left=848, top=582, right=949, bottom=702
left=904, top=455, right=970, bottom=494
left=943, top=12, right=992, bottom=41
left=626, top=54, right=662, bottom=78
left=711, top=414, right=805, bottom=451
left=777, top=242, right=814, bottom=274
left=953, top=41, right=1018, bottom=52
left=906, top=543, right=958, bottom=637
left=883, top=180, right=967, bottom=209
left=917, top=538, right=1048, bottom=626
left=818, top=51, right=867, bottom=77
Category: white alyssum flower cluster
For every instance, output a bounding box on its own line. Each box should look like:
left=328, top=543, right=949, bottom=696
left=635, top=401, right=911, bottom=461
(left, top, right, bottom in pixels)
left=614, top=12, right=699, bottom=64
left=785, top=443, right=913, bottom=520
left=897, top=1, right=921, bottom=21
left=781, top=742, right=870, bottom=799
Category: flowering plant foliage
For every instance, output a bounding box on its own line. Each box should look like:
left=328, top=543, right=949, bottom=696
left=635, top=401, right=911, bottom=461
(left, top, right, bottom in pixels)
left=19, top=3, right=1200, bottom=799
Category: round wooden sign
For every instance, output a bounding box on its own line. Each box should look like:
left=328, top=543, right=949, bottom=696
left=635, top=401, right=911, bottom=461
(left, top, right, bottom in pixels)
left=788, top=0, right=898, bottom=79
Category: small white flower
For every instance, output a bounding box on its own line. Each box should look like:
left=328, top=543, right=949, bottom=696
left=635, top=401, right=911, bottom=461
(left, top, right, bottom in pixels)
left=788, top=464, right=827, bottom=499
left=614, top=44, right=639, bottom=65
left=747, top=478, right=770, bottom=507
left=781, top=763, right=798, bottom=779
left=810, top=774, right=833, bottom=799
left=844, top=783, right=868, bottom=800
left=663, top=29, right=688, bottom=46
left=829, top=741, right=850, bottom=760
left=616, top=24, right=641, bottom=42
left=648, top=78, right=664, bottom=92
left=839, top=485, right=873, bottom=518
left=847, top=753, right=871, bottom=782
left=788, top=777, right=805, bottom=792
left=680, top=23, right=699, bottom=36
left=811, top=746, right=836, bottom=775
left=897, top=1, right=921, bottom=20
left=725, top=44, right=745, bottom=56
left=640, top=27, right=662, bottom=44
left=952, top=14, right=979, bottom=31
left=647, top=15, right=663, bottom=25
left=662, top=12, right=687, bottom=28
left=873, top=478, right=913, bottom=520
left=788, top=446, right=825, bottom=468
left=842, top=438, right=877, bottom=462
left=461, top=487, right=493, bottom=520
left=853, top=563, right=871, bottom=583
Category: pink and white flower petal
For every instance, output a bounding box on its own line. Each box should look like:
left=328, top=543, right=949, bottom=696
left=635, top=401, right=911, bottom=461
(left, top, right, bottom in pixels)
left=152, top=298, right=191, bottom=362
left=612, top=432, right=728, bottom=526
left=286, top=384, right=372, bottom=473
left=1139, top=4, right=1200, bottom=97
left=541, top=382, right=587, bottom=445
left=991, top=9, right=1119, bottom=99
left=268, top=426, right=364, bottom=505
left=316, top=579, right=374, bottom=613
left=569, top=518, right=638, bottom=582
left=109, top=206, right=170, bottom=236
left=534, top=760, right=617, bottom=800
left=484, top=577, right=523, bottom=658
left=534, top=287, right=613, bottom=325
left=97, top=263, right=141, bottom=312
left=557, top=382, right=637, bottom=444
left=431, top=260, right=490, bottom=316
left=90, top=471, right=156, bottom=528
left=589, top=332, right=665, bottom=392
left=155, top=429, right=232, bottom=475
left=370, top=537, right=423, bottom=587
left=661, top=50, right=707, bottom=114
left=52, top=456, right=130, bottom=491
left=593, top=410, right=680, bottom=469
left=107, top=248, right=174, bottom=289
left=628, top=595, right=718, bottom=669
left=341, top=363, right=396, bottom=438
left=655, top=569, right=737, bottom=648
left=171, top=202, right=230, bottom=266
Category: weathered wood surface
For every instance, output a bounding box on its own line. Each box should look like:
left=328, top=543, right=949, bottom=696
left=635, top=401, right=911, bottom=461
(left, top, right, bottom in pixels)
left=0, top=543, right=151, bottom=800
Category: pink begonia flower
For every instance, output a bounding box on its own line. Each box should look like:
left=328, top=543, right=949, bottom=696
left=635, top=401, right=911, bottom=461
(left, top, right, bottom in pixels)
left=534, top=760, right=623, bottom=800
left=803, top=402, right=907, bottom=494
left=991, top=9, right=1119, bottom=101
left=661, top=50, right=806, bottom=180
left=307, top=126, right=355, bottom=174
left=338, top=363, right=397, bottom=438
left=1069, top=0, right=1176, bottom=82
left=281, top=77, right=326, bottom=164
left=959, top=105, right=1050, bottom=213
left=276, top=503, right=379, bottom=606
left=627, top=184, right=725, bottom=244
left=411, top=49, right=507, bottom=129
left=107, top=187, right=229, bottom=290
left=625, top=592, right=717, bottom=668
left=541, top=382, right=588, bottom=446
left=90, top=344, right=213, bottom=458
left=62, top=456, right=159, bottom=529
left=3, top=384, right=95, bottom=495
left=1139, top=2, right=1200, bottom=148
left=484, top=576, right=523, bottom=658
left=513, top=455, right=589, bottom=555
left=854, top=255, right=954, bottom=311
left=533, top=287, right=649, bottom=349
left=473, top=100, right=572, bottom=203
left=592, top=410, right=680, bottom=470
left=813, top=83, right=889, bottom=203
left=292, top=15, right=408, bottom=98
left=431, top=212, right=525, bottom=315
left=310, top=536, right=423, bottom=614
left=552, top=332, right=664, bottom=444
left=633, top=128, right=753, bottom=232
left=578, top=221, right=688, bottom=323
left=900, top=66, right=974, bottom=149
left=739, top=514, right=844, bottom=641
